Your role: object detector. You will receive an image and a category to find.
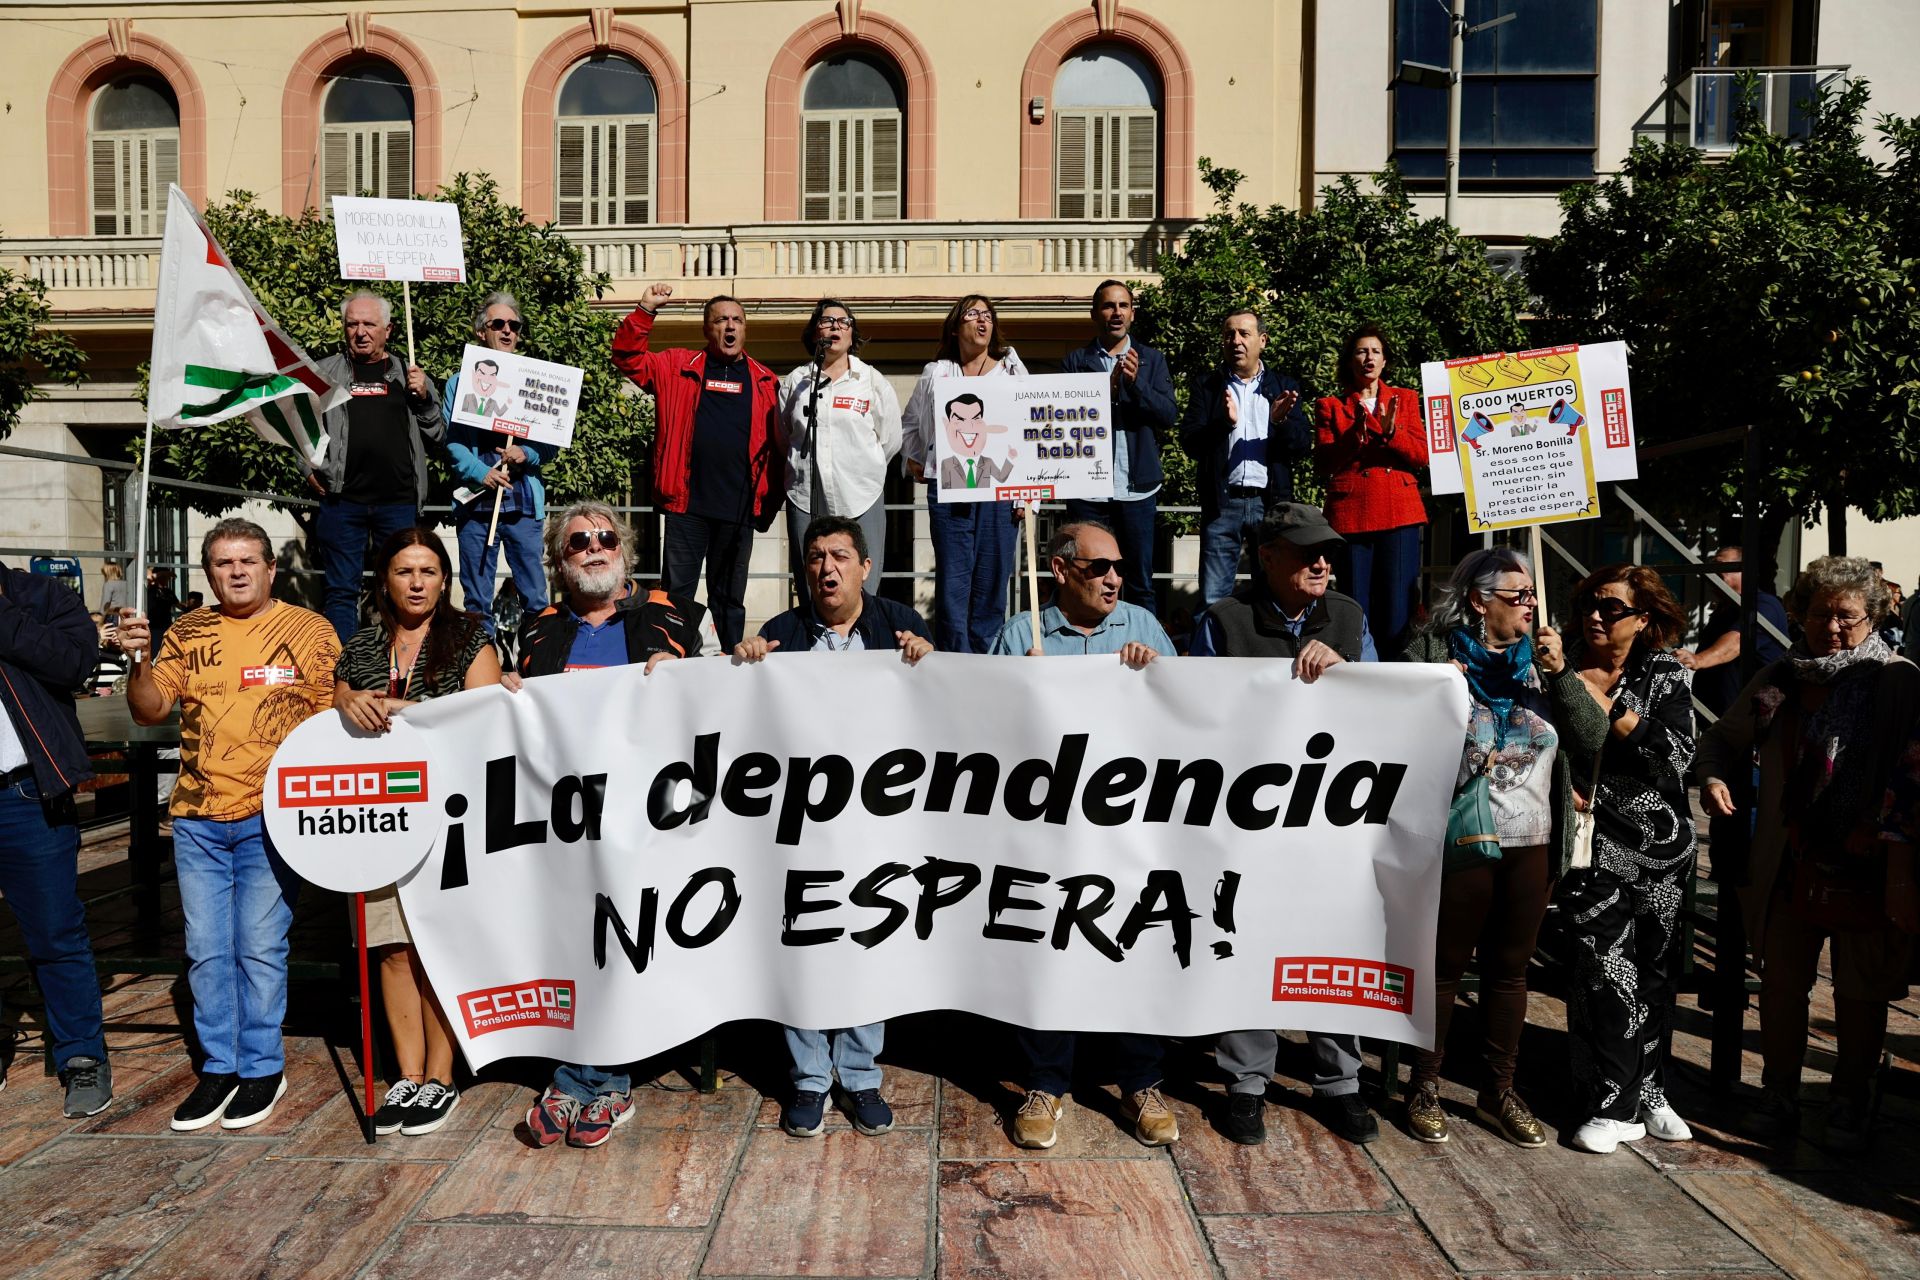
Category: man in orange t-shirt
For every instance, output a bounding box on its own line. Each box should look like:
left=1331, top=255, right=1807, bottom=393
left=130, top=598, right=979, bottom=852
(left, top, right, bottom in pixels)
left=121, top=518, right=338, bottom=1134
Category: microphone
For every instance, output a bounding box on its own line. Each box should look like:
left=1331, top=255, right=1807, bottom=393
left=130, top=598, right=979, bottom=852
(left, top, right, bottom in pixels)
left=812, top=336, right=832, bottom=366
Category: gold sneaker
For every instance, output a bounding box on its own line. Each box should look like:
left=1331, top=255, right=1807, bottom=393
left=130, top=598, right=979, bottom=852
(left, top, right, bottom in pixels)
left=1476, top=1088, right=1547, bottom=1148
left=1011, top=1090, right=1064, bottom=1149
left=1121, top=1087, right=1179, bottom=1146
left=1406, top=1082, right=1449, bottom=1144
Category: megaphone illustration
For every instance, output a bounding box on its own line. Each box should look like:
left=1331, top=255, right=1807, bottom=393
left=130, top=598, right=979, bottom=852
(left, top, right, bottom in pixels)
left=1463, top=410, right=1495, bottom=453
left=1548, top=398, right=1585, bottom=437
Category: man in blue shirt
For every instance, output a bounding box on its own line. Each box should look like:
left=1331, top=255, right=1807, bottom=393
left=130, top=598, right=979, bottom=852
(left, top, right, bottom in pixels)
left=733, top=515, right=931, bottom=1139
left=989, top=521, right=1177, bottom=1150
left=445, top=293, right=550, bottom=640
left=1059, top=281, right=1177, bottom=615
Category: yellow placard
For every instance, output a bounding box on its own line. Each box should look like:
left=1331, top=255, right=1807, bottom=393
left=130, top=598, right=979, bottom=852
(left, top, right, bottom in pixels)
left=1450, top=347, right=1601, bottom=531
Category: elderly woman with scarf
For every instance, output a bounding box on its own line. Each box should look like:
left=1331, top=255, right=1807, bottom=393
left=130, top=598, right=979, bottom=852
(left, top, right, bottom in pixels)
left=1699, top=556, right=1919, bottom=1153
left=1401, top=548, right=1584, bottom=1147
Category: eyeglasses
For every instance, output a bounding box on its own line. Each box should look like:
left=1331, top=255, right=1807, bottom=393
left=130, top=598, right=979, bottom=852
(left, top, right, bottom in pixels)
left=815, top=316, right=853, bottom=331
left=485, top=318, right=526, bottom=334
left=565, top=529, right=620, bottom=554
left=1488, top=587, right=1538, bottom=605
left=961, top=308, right=994, bottom=321
left=1584, top=598, right=1645, bottom=625
left=1066, top=556, right=1124, bottom=578
left=1806, top=609, right=1869, bottom=630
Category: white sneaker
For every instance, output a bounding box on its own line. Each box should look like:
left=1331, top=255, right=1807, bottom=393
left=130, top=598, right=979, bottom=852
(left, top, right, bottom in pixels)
left=1641, top=1103, right=1692, bottom=1142
left=1571, top=1116, right=1646, bottom=1154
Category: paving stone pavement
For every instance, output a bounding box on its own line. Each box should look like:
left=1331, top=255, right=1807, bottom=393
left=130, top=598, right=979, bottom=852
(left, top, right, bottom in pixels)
left=3, top=828, right=1918, bottom=1279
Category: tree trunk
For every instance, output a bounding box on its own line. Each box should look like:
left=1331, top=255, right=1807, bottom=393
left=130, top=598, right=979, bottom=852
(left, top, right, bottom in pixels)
left=1825, top=491, right=1849, bottom=557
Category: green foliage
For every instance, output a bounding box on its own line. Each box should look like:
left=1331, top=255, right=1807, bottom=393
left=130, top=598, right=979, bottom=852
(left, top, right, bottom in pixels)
left=1527, top=77, right=1920, bottom=535
left=0, top=252, right=85, bottom=438
left=1133, top=161, right=1527, bottom=522
left=140, top=174, right=650, bottom=517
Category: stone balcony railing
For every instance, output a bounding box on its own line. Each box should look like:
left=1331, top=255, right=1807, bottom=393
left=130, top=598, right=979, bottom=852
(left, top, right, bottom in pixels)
left=5, top=219, right=1195, bottom=313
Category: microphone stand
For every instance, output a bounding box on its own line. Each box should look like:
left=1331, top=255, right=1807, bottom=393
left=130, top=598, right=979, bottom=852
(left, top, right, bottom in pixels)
left=800, top=337, right=830, bottom=459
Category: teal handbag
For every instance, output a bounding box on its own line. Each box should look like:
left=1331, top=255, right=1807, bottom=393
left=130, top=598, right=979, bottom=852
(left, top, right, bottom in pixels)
left=1444, top=757, right=1502, bottom=874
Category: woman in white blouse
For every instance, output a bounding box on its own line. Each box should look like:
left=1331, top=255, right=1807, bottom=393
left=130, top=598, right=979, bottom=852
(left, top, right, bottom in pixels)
left=780, top=299, right=903, bottom=609
left=901, top=295, right=1028, bottom=652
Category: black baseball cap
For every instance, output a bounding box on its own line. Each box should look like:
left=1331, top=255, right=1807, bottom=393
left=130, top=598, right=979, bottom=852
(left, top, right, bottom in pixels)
left=1257, top=502, right=1345, bottom=550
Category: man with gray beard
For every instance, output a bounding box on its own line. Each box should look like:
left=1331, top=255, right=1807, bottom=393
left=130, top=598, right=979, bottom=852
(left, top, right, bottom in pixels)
left=503, top=499, right=705, bottom=1148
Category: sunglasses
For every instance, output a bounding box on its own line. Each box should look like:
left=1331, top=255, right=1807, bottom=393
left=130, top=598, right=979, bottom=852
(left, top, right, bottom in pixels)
left=1488, top=587, right=1538, bottom=605
left=1583, top=598, right=1645, bottom=625
left=1066, top=556, right=1124, bottom=577
left=565, top=529, right=620, bottom=554
left=486, top=318, right=527, bottom=334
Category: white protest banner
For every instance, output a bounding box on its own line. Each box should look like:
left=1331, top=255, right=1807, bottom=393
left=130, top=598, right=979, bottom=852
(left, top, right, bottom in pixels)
left=331, top=196, right=467, bottom=283
left=931, top=373, right=1112, bottom=503
left=449, top=343, right=585, bottom=449
left=265, top=654, right=1465, bottom=1069
left=1423, top=340, right=1638, bottom=495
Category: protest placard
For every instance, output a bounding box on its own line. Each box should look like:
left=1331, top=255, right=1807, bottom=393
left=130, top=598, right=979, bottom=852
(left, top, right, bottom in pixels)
left=930, top=373, right=1112, bottom=504
left=1423, top=341, right=1638, bottom=496
left=263, top=654, right=1466, bottom=1067
left=330, top=196, right=467, bottom=283
left=449, top=343, right=584, bottom=449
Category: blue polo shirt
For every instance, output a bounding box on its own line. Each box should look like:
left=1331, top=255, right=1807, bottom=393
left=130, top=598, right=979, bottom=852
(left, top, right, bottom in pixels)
left=562, top=610, right=630, bottom=671
left=989, top=601, right=1175, bottom=657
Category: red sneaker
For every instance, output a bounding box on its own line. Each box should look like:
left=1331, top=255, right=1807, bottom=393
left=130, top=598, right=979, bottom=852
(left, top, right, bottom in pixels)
left=525, top=1085, right=578, bottom=1148
left=567, top=1090, right=633, bottom=1148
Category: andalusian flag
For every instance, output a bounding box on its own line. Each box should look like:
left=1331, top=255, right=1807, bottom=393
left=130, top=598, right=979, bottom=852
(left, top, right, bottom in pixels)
left=147, top=185, right=345, bottom=466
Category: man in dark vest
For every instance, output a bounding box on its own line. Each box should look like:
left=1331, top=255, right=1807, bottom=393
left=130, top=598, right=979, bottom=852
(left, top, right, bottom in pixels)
left=1190, top=502, right=1380, bottom=1146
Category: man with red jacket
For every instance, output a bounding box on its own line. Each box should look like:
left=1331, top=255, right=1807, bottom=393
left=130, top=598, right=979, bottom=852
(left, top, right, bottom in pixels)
left=613, top=283, right=786, bottom=650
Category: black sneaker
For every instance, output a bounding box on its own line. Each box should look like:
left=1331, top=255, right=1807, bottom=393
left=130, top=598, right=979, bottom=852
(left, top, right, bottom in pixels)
left=783, top=1089, right=828, bottom=1137
left=1739, top=1087, right=1801, bottom=1145
left=1316, top=1092, right=1380, bottom=1144
left=1223, top=1092, right=1266, bottom=1145
left=372, top=1079, right=421, bottom=1135
left=835, top=1086, right=895, bottom=1136
left=220, top=1072, right=288, bottom=1130
left=60, top=1055, right=114, bottom=1118
left=171, top=1072, right=240, bottom=1131
left=401, top=1080, right=460, bottom=1136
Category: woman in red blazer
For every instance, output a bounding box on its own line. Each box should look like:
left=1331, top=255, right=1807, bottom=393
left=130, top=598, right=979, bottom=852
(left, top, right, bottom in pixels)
left=1314, top=324, right=1428, bottom=655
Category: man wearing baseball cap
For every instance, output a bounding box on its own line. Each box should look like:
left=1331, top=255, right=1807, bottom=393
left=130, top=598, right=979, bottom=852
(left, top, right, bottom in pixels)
left=1191, top=501, right=1379, bottom=1146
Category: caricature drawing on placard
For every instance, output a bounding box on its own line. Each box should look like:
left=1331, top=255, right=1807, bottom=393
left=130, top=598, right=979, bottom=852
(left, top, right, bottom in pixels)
left=461, top=359, right=510, bottom=420
left=937, top=393, right=1016, bottom=491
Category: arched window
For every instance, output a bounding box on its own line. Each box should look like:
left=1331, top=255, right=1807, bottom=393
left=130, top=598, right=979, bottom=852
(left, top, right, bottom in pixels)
left=1053, top=44, right=1160, bottom=220
left=800, top=53, right=902, bottom=222
left=555, top=54, right=658, bottom=228
left=321, top=61, right=414, bottom=200
left=90, top=76, right=180, bottom=236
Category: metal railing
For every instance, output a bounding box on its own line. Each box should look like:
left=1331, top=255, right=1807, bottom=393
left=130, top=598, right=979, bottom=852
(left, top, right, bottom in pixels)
left=1689, top=65, right=1850, bottom=152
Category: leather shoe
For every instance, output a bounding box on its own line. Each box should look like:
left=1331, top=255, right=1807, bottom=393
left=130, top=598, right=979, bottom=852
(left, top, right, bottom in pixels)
left=1315, top=1092, right=1379, bottom=1144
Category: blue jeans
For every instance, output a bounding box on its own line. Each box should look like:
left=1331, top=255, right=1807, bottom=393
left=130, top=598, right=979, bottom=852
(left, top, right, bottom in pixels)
left=0, top=775, right=105, bottom=1070
left=1017, top=1028, right=1162, bottom=1097
left=552, top=1062, right=631, bottom=1103
left=662, top=512, right=754, bottom=652
left=1331, top=523, right=1424, bottom=659
left=457, top=509, right=549, bottom=636
left=315, top=498, right=417, bottom=642
left=784, top=1022, right=885, bottom=1093
left=1063, top=496, right=1158, bottom=615
left=1200, top=493, right=1268, bottom=607
left=171, top=814, right=300, bottom=1078
left=927, top=480, right=1016, bottom=653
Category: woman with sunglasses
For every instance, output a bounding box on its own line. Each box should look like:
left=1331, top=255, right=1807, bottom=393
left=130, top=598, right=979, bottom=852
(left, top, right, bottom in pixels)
left=1539, top=564, right=1695, bottom=1154
left=901, top=296, right=1029, bottom=652
left=1699, top=556, right=1917, bottom=1153
left=1316, top=324, right=1428, bottom=656
left=1400, top=549, right=1575, bottom=1147
left=444, top=292, right=550, bottom=639
left=333, top=526, right=502, bottom=1138
left=780, top=300, right=902, bottom=609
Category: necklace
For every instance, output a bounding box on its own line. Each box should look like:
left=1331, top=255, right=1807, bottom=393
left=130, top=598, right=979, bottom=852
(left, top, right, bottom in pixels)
left=388, top=625, right=428, bottom=699
left=961, top=350, right=995, bottom=377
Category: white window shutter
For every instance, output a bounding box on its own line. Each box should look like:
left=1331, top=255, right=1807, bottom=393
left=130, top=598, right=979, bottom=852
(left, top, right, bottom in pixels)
left=150, top=135, right=179, bottom=234
left=1124, top=111, right=1157, bottom=219
left=622, top=119, right=652, bottom=225
left=802, top=117, right=833, bottom=222
left=92, top=137, right=122, bottom=235
left=870, top=115, right=900, bottom=220
left=384, top=124, right=413, bottom=199
left=556, top=123, right=586, bottom=226
left=1056, top=111, right=1090, bottom=219
left=322, top=127, right=351, bottom=201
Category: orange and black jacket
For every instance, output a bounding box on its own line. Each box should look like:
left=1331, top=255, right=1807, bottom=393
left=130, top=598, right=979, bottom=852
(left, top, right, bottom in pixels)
left=0, top=563, right=96, bottom=797
left=517, top=582, right=707, bottom=679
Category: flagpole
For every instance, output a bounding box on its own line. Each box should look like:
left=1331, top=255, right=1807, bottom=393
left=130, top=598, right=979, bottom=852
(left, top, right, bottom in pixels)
left=126, top=407, right=157, bottom=663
